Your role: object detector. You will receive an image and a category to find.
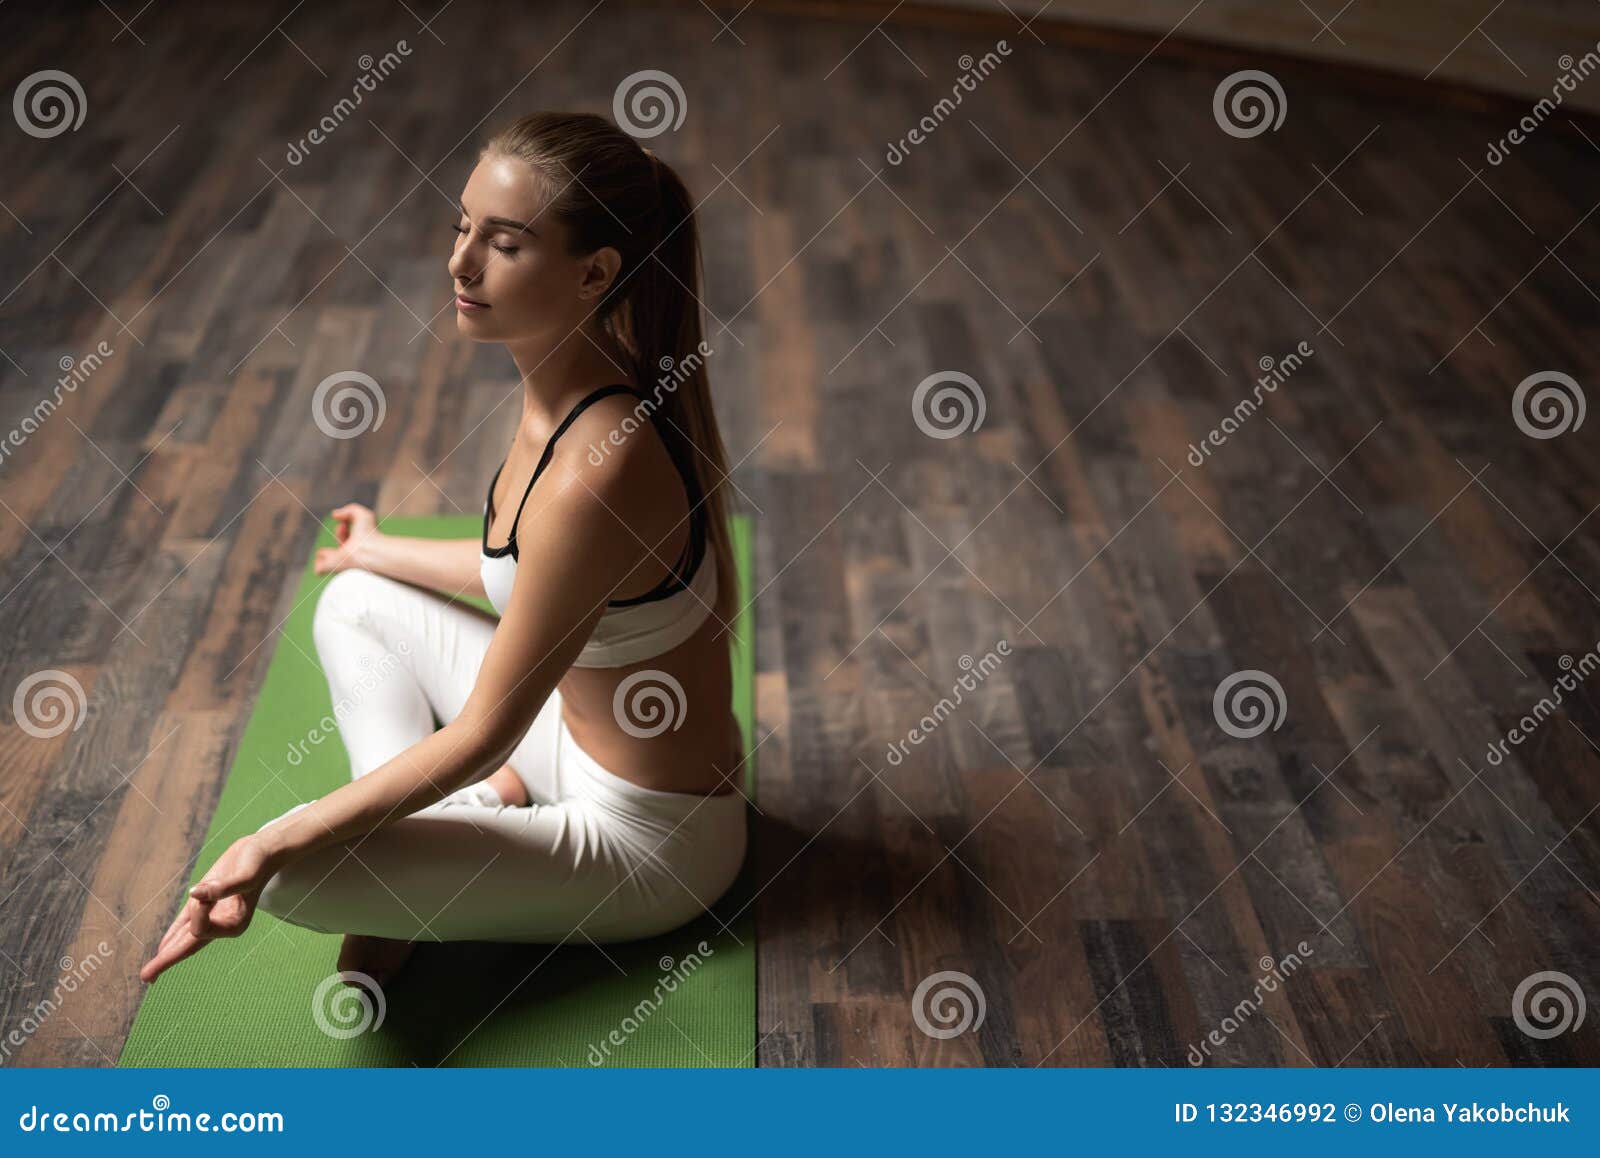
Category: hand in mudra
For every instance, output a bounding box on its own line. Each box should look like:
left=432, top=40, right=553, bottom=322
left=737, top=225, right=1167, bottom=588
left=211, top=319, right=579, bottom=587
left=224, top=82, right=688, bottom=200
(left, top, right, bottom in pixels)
left=139, top=835, right=277, bottom=984
left=315, top=503, right=383, bottom=574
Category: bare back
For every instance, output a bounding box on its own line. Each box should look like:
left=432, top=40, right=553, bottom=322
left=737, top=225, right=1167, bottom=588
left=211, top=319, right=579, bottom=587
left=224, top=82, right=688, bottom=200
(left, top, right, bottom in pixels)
left=483, top=388, right=739, bottom=797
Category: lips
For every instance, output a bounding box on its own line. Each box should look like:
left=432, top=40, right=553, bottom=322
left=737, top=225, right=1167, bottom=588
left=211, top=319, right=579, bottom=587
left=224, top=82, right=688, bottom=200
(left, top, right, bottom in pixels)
left=456, top=293, right=489, bottom=307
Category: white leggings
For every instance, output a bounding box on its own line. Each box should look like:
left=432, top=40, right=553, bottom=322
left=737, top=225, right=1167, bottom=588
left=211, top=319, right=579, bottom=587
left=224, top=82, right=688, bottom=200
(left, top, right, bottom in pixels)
left=253, top=568, right=747, bottom=944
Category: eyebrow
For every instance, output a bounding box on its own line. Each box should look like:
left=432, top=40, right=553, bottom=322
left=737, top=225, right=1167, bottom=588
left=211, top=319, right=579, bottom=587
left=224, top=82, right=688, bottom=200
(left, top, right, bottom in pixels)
left=457, top=203, right=536, bottom=234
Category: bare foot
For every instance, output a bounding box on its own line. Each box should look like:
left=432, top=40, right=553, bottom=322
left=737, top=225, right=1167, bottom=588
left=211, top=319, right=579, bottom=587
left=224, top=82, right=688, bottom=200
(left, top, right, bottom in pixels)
left=486, top=762, right=529, bottom=806
left=338, top=934, right=416, bottom=989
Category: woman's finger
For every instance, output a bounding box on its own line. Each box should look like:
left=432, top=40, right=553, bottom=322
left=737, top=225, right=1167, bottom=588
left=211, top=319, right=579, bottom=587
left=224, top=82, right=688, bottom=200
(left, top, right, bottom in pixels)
left=161, top=895, right=203, bottom=943
left=212, top=896, right=251, bottom=936
left=142, top=921, right=195, bottom=981
left=156, top=908, right=188, bottom=953
left=188, top=893, right=213, bottom=940
left=190, top=867, right=252, bottom=905
left=140, top=923, right=205, bottom=984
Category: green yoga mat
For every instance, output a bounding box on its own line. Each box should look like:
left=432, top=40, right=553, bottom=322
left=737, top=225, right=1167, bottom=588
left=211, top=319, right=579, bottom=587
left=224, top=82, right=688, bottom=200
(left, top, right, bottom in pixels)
left=119, top=513, right=757, bottom=1067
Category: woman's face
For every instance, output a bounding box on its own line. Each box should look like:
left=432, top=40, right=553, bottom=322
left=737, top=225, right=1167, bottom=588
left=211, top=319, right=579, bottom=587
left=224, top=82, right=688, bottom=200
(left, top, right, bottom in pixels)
left=448, top=154, right=615, bottom=341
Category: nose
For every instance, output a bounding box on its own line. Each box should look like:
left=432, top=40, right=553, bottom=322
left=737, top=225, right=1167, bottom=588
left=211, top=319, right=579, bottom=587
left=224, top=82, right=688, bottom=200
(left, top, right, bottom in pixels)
left=448, top=239, right=482, bottom=288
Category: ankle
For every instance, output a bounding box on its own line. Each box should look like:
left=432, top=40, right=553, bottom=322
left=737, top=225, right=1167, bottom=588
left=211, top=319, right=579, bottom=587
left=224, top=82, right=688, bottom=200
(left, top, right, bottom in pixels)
left=487, top=763, right=529, bottom=807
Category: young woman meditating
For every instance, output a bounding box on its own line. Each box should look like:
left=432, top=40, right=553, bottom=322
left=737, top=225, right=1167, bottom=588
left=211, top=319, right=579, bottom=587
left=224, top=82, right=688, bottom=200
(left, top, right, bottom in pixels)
left=140, top=111, right=746, bottom=989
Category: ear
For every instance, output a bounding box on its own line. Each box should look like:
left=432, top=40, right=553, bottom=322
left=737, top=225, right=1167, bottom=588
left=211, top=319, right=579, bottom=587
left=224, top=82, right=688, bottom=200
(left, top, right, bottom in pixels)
left=578, top=246, right=623, bottom=301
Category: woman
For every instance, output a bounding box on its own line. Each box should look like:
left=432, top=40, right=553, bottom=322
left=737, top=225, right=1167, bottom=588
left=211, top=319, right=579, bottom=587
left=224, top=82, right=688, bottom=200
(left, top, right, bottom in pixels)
left=139, top=112, right=746, bottom=989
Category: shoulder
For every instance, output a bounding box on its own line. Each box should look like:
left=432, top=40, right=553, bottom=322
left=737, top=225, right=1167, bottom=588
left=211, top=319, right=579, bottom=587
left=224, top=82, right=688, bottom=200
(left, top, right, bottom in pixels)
left=520, top=392, right=671, bottom=528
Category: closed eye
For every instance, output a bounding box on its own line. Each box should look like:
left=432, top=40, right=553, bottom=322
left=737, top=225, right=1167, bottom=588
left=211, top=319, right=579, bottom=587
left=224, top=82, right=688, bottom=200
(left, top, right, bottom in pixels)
left=452, top=222, right=518, bottom=256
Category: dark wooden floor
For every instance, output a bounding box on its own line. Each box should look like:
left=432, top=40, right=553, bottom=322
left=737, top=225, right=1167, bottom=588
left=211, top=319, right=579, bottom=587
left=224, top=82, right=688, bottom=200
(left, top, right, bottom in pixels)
left=2, top=0, right=1598, bottom=1066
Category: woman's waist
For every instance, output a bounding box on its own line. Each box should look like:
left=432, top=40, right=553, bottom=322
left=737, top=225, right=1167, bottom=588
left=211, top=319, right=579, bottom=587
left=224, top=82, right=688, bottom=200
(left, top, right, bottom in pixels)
left=562, top=717, right=744, bottom=799
left=556, top=673, right=740, bottom=798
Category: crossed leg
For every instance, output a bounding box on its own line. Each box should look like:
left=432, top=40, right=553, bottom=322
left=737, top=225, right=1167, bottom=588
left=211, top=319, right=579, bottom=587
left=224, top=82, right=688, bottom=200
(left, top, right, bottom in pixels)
left=258, top=568, right=562, bottom=982
left=253, top=569, right=741, bottom=985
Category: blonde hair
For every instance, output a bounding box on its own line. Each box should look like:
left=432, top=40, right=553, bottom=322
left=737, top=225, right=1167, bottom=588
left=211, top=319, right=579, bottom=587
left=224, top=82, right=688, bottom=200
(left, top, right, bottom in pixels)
left=482, top=111, right=738, bottom=637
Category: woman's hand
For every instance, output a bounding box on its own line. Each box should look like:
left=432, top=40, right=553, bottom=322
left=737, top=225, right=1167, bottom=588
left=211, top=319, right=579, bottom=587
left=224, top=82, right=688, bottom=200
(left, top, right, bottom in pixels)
left=314, top=503, right=383, bottom=575
left=139, top=834, right=279, bottom=984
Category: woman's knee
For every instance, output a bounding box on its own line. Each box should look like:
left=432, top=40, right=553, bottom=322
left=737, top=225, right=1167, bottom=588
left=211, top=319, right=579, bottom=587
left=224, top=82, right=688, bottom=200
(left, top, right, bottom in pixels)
left=253, top=803, right=338, bottom=933
left=311, top=570, right=423, bottom=673
left=256, top=858, right=339, bottom=934
left=312, top=569, right=387, bottom=637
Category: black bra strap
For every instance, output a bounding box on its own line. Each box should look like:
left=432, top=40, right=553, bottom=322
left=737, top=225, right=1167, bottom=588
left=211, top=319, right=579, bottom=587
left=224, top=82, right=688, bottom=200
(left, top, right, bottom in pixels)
left=487, top=382, right=709, bottom=593
left=498, top=384, right=641, bottom=543
left=610, top=432, right=709, bottom=606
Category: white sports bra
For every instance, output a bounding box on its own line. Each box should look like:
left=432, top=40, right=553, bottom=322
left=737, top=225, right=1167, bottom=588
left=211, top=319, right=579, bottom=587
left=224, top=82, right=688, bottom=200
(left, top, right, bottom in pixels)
left=479, top=383, right=718, bottom=669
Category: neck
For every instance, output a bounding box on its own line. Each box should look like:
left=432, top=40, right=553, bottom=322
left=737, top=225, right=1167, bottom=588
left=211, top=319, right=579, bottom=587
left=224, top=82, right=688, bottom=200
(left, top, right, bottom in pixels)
left=502, top=318, right=632, bottom=433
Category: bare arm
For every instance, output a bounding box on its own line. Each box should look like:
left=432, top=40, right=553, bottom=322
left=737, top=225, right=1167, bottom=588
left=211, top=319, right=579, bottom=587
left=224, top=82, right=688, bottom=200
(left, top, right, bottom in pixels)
left=315, top=503, right=485, bottom=599
left=255, top=456, right=645, bottom=868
